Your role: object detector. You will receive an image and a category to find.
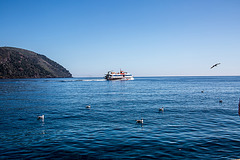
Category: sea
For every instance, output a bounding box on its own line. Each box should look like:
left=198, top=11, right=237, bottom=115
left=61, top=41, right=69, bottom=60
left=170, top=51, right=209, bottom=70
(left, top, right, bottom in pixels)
left=1, top=76, right=240, bottom=159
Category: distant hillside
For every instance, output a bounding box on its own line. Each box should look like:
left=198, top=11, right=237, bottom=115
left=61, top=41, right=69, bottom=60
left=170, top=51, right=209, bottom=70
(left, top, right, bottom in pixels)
left=0, top=47, right=72, bottom=79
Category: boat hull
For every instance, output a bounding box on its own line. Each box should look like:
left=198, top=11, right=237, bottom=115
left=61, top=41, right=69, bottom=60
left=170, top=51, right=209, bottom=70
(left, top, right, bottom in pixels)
left=105, top=70, right=134, bottom=81
left=106, top=77, right=134, bottom=81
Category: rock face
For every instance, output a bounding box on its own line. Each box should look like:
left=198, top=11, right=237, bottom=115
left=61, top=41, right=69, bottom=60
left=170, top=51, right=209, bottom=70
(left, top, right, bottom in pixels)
left=0, top=47, right=72, bottom=79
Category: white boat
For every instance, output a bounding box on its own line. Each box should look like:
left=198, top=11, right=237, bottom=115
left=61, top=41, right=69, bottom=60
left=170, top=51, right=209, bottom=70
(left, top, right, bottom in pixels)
left=105, top=70, right=134, bottom=80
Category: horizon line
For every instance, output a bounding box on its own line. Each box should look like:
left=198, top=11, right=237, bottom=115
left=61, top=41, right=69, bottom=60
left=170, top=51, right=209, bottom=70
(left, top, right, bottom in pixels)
left=72, top=75, right=240, bottom=78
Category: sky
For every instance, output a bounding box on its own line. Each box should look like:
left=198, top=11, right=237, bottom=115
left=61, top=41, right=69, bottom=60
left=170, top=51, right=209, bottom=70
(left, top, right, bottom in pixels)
left=0, top=0, right=240, bottom=77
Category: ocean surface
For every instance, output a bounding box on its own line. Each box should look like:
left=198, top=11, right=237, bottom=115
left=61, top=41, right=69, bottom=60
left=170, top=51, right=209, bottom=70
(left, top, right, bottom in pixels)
left=1, top=76, right=240, bottom=159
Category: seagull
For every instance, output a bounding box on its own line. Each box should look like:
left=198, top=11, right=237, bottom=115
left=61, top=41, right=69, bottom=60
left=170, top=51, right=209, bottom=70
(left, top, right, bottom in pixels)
left=210, top=63, right=221, bottom=69
left=86, top=105, right=91, bottom=108
left=136, top=119, right=143, bottom=124
left=159, top=107, right=164, bottom=112
left=37, top=115, right=44, bottom=120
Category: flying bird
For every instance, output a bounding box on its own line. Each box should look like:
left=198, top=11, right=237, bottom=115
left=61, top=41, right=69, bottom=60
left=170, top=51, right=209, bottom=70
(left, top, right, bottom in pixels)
left=210, top=63, right=221, bottom=69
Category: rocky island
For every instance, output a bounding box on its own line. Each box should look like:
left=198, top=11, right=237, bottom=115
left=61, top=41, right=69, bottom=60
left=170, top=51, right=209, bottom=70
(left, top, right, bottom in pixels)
left=0, top=47, right=72, bottom=79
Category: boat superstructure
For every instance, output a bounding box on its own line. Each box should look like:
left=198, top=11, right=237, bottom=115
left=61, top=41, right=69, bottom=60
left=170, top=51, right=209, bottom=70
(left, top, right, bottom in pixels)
left=105, top=70, right=134, bottom=80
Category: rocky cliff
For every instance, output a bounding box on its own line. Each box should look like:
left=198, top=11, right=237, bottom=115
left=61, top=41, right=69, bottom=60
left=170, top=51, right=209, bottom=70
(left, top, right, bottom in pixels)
left=0, top=47, right=72, bottom=79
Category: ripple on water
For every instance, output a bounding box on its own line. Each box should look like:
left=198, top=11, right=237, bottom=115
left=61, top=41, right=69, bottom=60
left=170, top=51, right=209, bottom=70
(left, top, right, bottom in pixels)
left=1, top=77, right=240, bottom=159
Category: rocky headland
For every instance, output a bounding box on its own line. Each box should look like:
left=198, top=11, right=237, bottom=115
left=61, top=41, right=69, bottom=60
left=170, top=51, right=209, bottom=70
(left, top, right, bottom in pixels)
left=0, top=47, right=72, bottom=79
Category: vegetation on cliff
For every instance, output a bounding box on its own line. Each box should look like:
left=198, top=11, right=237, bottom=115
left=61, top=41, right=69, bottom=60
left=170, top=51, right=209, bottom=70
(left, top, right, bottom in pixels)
left=0, top=47, right=72, bottom=79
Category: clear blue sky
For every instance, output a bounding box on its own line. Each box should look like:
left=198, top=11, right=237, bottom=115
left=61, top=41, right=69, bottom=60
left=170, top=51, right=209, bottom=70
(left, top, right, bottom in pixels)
left=1, top=0, right=240, bottom=77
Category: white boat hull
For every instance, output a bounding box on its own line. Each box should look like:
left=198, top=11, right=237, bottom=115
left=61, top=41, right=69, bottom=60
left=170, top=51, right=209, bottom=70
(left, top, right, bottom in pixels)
left=105, top=70, right=134, bottom=81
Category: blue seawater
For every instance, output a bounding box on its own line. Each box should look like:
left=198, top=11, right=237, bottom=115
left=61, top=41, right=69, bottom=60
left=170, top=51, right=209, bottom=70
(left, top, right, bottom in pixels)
left=1, top=76, right=240, bottom=159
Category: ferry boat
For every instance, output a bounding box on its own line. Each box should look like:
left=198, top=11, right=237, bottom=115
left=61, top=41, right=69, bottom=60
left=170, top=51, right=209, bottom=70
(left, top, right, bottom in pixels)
left=105, top=70, right=134, bottom=80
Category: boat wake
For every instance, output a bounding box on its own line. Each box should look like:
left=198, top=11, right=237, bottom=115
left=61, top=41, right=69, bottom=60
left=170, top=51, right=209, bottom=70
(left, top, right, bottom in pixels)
left=57, top=78, right=136, bottom=82
left=80, top=79, right=106, bottom=82
left=58, top=79, right=106, bottom=82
